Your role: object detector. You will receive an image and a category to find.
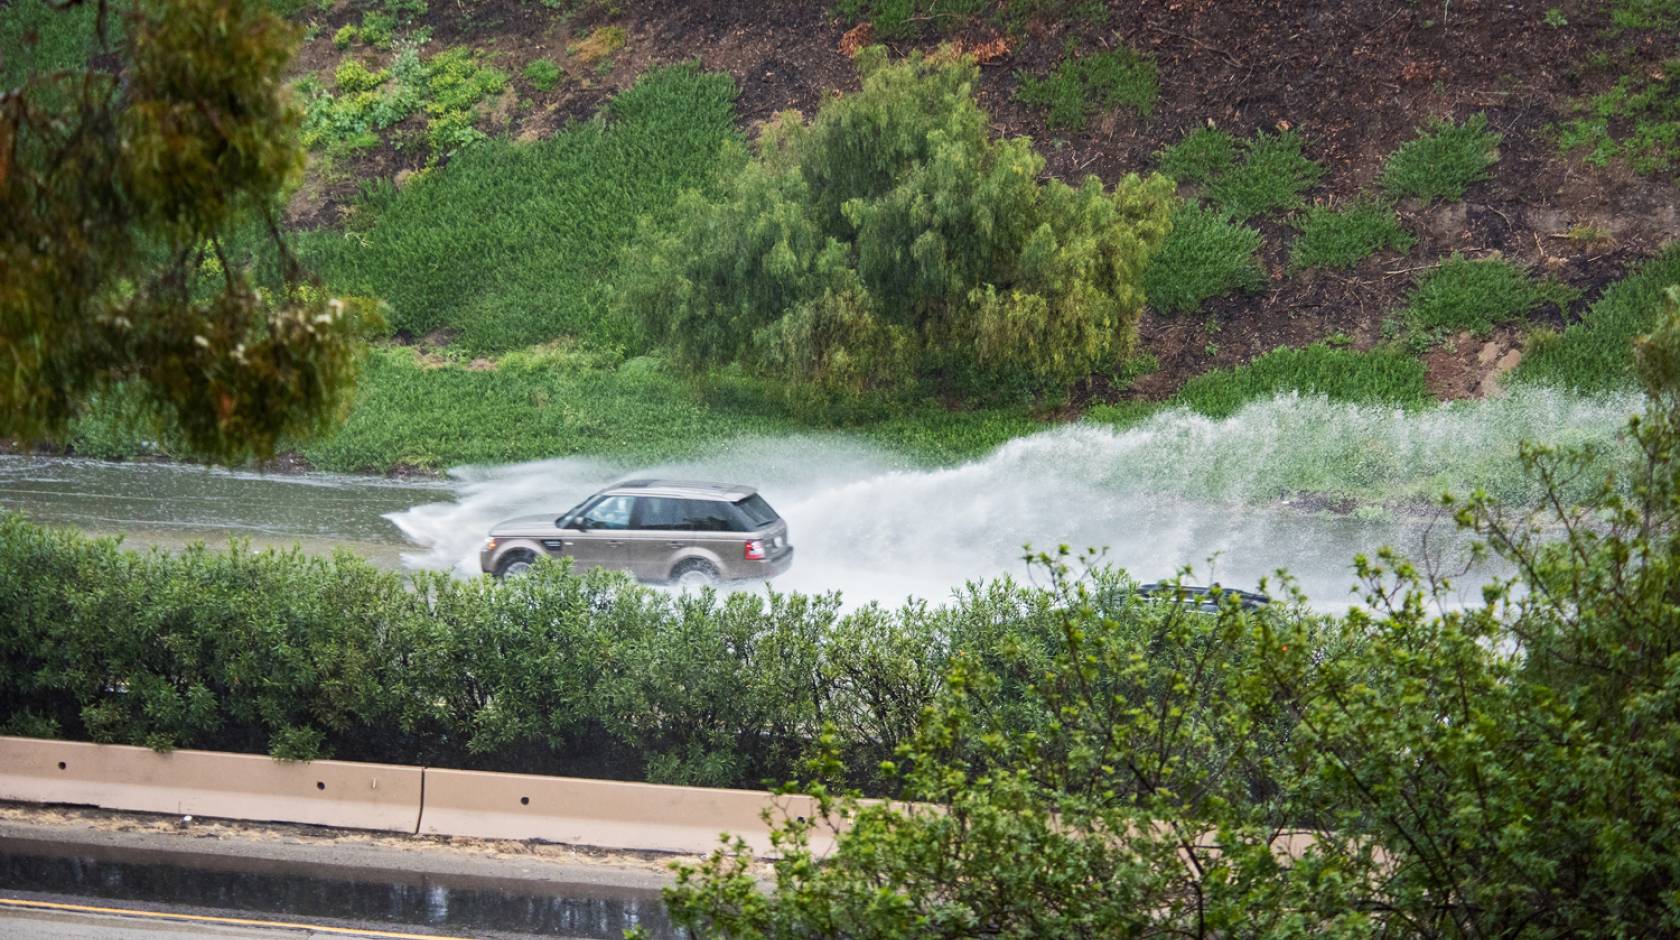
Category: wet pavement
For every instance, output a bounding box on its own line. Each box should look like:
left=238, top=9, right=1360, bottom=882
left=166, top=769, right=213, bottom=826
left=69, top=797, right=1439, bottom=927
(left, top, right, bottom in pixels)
left=0, top=837, right=676, bottom=939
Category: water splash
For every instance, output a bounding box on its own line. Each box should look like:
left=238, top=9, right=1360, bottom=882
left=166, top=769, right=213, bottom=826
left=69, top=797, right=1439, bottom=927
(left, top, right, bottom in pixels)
left=386, top=388, right=1638, bottom=609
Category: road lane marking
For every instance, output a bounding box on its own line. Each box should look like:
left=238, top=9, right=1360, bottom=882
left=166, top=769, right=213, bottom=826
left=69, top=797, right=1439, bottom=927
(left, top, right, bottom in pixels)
left=0, top=897, right=479, bottom=939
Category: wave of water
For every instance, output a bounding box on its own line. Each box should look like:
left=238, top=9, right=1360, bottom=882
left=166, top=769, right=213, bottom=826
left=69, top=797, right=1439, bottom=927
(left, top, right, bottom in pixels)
left=385, top=388, right=1639, bottom=609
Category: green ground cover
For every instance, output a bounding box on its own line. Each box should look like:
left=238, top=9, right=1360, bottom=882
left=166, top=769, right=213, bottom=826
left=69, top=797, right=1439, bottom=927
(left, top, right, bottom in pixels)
left=1170, top=343, right=1431, bottom=419
left=1403, top=254, right=1578, bottom=336
left=1515, top=242, right=1680, bottom=391
left=298, top=64, right=741, bottom=353
left=0, top=0, right=102, bottom=87
left=1289, top=200, right=1414, bottom=271
left=1014, top=45, right=1157, bottom=131
left=1141, top=202, right=1265, bottom=314
left=1380, top=113, right=1502, bottom=202
left=1156, top=128, right=1323, bottom=221
left=222, top=346, right=1039, bottom=472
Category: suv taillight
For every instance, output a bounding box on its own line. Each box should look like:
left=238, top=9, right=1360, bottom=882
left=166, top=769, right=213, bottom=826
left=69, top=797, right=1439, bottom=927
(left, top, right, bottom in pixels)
left=744, top=539, right=766, bottom=561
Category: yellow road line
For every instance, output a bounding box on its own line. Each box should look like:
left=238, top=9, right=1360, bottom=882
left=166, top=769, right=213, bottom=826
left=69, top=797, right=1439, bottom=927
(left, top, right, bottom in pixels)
left=0, top=896, right=479, bottom=939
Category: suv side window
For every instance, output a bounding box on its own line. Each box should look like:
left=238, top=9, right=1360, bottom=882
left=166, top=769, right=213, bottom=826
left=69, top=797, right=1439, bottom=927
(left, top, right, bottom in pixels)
left=632, top=497, right=691, bottom=531
left=682, top=499, right=738, bottom=532
left=578, top=494, right=634, bottom=530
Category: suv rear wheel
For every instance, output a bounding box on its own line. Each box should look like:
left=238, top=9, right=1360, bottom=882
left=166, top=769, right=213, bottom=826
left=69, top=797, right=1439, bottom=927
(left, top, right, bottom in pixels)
left=671, top=559, right=720, bottom=589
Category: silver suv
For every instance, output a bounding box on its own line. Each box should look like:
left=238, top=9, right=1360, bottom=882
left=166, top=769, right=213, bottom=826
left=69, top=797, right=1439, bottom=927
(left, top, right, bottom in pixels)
left=480, top=479, right=793, bottom=586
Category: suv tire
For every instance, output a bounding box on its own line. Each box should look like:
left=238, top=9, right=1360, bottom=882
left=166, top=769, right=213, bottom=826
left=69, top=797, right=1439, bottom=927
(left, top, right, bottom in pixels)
left=495, top=550, right=536, bottom=579
left=671, top=559, right=720, bottom=589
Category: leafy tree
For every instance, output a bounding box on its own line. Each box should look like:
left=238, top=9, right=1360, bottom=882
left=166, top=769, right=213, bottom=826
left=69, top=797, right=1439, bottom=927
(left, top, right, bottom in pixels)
left=658, top=289, right=1680, bottom=937
left=2, top=0, right=375, bottom=462
left=618, top=47, right=1174, bottom=408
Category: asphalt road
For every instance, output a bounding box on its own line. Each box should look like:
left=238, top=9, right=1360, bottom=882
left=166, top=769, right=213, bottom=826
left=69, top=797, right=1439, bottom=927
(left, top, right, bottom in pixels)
left=1, top=900, right=477, bottom=938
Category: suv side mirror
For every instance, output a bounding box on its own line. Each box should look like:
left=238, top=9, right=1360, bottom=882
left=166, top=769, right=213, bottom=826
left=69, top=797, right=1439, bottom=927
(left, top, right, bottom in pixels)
left=572, top=516, right=591, bottom=532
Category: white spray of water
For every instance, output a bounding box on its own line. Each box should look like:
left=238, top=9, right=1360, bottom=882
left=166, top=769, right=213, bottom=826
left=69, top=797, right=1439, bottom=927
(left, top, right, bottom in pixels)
left=386, top=388, right=1639, bottom=609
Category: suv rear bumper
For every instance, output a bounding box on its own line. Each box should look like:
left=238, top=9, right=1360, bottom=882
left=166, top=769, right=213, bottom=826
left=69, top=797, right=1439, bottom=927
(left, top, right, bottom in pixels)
left=733, top=546, right=794, bottom=582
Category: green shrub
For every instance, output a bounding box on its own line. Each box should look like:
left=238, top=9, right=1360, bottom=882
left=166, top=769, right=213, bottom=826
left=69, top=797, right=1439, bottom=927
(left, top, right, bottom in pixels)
left=523, top=57, right=563, bottom=91
left=1141, top=202, right=1265, bottom=315
left=1515, top=242, right=1680, bottom=391
left=617, top=47, right=1175, bottom=406
left=1014, top=45, right=1158, bottom=132
left=1174, top=343, right=1430, bottom=418
left=0, top=510, right=1102, bottom=788
left=1155, top=126, right=1237, bottom=184
left=297, top=45, right=503, bottom=156
left=299, top=65, right=741, bottom=353
left=1380, top=112, right=1502, bottom=202
left=1404, top=254, right=1578, bottom=336
left=1288, top=200, right=1415, bottom=270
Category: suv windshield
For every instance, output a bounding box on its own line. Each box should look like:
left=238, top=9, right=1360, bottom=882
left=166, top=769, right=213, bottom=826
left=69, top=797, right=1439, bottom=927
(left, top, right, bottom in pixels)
left=733, top=494, right=779, bottom=529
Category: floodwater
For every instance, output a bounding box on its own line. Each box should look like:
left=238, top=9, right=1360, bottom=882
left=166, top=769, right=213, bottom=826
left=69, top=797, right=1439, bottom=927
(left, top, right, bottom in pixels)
left=0, top=456, right=445, bottom=570
left=0, top=389, right=1641, bottom=610
left=0, top=837, right=675, bottom=939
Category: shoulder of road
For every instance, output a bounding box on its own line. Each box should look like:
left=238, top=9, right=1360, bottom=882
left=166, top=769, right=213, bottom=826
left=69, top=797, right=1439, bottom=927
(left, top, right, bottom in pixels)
left=0, top=804, right=681, bottom=891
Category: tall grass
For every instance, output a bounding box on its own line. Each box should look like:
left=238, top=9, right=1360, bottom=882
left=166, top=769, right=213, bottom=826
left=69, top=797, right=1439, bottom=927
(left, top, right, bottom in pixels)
left=299, top=65, right=742, bottom=354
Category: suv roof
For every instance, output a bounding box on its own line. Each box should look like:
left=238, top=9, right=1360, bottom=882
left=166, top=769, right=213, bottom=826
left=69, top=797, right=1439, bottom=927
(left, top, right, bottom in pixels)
left=603, top=479, right=758, bottom=501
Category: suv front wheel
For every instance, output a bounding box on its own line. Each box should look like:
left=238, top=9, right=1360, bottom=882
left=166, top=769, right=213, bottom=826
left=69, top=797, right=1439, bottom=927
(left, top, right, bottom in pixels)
left=495, top=550, right=536, bottom=579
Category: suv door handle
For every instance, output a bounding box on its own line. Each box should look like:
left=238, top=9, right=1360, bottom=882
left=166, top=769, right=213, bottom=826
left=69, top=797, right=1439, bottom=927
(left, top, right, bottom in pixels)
left=667, top=541, right=684, bottom=548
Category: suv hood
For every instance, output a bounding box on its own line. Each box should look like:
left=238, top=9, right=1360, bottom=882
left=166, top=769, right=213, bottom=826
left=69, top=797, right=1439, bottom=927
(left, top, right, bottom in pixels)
left=490, top=513, right=560, bottom=536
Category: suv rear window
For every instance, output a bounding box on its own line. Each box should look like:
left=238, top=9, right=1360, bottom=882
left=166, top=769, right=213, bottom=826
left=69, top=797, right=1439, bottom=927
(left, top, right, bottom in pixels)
left=633, top=497, right=743, bottom=532
left=733, top=494, right=780, bottom=529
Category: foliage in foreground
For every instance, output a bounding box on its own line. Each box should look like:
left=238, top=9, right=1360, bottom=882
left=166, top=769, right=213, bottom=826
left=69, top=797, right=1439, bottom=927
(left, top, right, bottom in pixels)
left=0, top=509, right=1140, bottom=791
left=618, top=47, right=1176, bottom=408
left=659, top=295, right=1680, bottom=940
left=1, top=0, right=374, bottom=462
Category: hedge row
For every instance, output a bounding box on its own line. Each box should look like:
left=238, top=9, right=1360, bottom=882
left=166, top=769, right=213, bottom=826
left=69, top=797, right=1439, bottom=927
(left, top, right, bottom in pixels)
left=0, top=514, right=1178, bottom=790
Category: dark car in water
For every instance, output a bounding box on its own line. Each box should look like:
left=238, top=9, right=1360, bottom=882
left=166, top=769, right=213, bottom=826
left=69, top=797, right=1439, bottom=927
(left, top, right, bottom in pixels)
left=480, top=479, right=793, bottom=586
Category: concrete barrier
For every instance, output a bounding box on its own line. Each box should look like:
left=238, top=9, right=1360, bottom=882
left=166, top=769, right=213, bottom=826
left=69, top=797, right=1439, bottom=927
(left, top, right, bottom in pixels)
left=418, top=768, right=834, bottom=856
left=0, top=736, right=423, bottom=833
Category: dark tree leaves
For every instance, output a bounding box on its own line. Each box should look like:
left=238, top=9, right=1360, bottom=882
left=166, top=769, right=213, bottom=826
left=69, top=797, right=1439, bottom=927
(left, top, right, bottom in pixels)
left=1, top=0, right=377, bottom=463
